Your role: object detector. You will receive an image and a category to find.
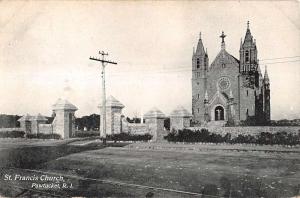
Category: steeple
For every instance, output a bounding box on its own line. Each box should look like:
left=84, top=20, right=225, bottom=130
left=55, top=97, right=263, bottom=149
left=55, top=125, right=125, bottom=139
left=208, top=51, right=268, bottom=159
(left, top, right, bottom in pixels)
left=229, top=89, right=234, bottom=99
left=240, top=38, right=243, bottom=50
left=243, top=21, right=253, bottom=46
left=240, top=21, right=258, bottom=74
left=264, top=65, right=269, bottom=83
left=204, top=90, right=208, bottom=101
left=196, top=32, right=205, bottom=55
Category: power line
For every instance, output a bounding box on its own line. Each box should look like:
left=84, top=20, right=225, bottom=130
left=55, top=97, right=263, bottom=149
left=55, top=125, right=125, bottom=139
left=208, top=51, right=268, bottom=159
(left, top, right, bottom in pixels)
left=260, top=59, right=300, bottom=65
left=108, top=59, right=299, bottom=76
left=260, top=55, right=300, bottom=61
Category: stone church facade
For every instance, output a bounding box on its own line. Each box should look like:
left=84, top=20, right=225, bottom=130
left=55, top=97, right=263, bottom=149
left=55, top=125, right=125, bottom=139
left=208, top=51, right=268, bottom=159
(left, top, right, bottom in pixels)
left=192, top=22, right=270, bottom=126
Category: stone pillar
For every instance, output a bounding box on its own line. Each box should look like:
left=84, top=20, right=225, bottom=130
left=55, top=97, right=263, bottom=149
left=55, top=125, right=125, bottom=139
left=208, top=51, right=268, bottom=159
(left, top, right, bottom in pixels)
left=98, top=95, right=124, bottom=136
left=31, top=114, right=48, bottom=134
left=144, top=107, right=166, bottom=141
left=170, top=106, right=192, bottom=131
left=18, top=114, right=32, bottom=134
left=52, top=99, right=78, bottom=139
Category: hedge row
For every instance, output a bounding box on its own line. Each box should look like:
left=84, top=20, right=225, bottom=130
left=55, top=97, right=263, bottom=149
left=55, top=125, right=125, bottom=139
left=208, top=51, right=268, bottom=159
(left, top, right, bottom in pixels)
left=164, top=129, right=300, bottom=146
left=74, top=131, right=99, bottom=138
left=106, top=133, right=152, bottom=142
left=0, top=130, right=25, bottom=138
left=26, top=133, right=61, bottom=139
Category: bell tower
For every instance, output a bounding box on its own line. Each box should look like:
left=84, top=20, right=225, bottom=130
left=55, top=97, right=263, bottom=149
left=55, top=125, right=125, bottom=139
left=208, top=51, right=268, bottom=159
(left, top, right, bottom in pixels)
left=239, top=21, right=258, bottom=75
left=192, top=32, right=209, bottom=124
left=238, top=21, right=260, bottom=122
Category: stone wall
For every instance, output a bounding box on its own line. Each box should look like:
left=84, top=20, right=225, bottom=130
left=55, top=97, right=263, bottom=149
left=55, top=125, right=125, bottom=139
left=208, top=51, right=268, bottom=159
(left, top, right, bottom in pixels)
left=0, top=128, right=23, bottom=132
left=38, top=124, right=53, bottom=134
left=122, top=119, right=150, bottom=134
left=187, top=126, right=300, bottom=138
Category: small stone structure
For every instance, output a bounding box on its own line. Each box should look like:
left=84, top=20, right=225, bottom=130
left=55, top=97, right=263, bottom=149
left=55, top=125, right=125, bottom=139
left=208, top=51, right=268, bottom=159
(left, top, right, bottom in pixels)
left=144, top=107, right=166, bottom=141
left=170, top=106, right=192, bottom=131
left=18, top=113, right=48, bottom=134
left=98, top=95, right=125, bottom=136
left=52, top=99, right=78, bottom=139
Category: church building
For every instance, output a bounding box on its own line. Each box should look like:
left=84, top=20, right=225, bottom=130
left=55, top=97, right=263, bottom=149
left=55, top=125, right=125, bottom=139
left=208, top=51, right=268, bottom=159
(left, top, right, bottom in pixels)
left=192, top=22, right=270, bottom=126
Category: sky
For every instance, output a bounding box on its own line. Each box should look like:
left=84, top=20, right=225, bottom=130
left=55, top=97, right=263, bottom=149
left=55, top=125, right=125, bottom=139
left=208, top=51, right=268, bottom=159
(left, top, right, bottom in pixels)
left=0, top=1, right=299, bottom=120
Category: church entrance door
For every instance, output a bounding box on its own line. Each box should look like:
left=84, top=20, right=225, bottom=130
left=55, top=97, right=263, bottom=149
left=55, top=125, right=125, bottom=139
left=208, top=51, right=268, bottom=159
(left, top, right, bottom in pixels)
left=215, top=106, right=224, bottom=121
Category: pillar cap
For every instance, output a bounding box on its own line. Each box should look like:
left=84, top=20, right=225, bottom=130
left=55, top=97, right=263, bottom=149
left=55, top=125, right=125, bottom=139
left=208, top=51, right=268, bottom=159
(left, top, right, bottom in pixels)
left=144, top=107, right=166, bottom=119
left=30, top=113, right=48, bottom=121
left=18, top=114, right=32, bottom=121
left=98, top=95, right=125, bottom=108
left=52, top=98, right=78, bottom=111
left=170, top=106, right=192, bottom=118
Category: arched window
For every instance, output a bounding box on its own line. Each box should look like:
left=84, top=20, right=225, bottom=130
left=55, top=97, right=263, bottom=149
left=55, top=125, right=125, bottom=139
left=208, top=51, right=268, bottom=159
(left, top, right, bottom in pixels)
left=245, top=51, right=249, bottom=63
left=196, top=58, right=200, bottom=68
left=215, top=106, right=225, bottom=121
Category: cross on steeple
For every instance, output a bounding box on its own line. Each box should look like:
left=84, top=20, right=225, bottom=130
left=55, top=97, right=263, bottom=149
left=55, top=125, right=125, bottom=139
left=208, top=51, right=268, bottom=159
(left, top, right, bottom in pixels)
left=220, top=31, right=226, bottom=43
left=220, top=31, right=226, bottom=50
left=247, top=21, right=250, bottom=29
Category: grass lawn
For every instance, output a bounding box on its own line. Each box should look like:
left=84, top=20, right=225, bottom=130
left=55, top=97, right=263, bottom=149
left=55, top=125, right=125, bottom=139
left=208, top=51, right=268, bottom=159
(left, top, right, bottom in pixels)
left=0, top=139, right=299, bottom=197
left=39, top=145, right=300, bottom=198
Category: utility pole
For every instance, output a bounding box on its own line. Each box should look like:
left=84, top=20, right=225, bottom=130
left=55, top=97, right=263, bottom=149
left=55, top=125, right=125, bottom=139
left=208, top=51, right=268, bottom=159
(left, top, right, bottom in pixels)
left=89, top=51, right=117, bottom=145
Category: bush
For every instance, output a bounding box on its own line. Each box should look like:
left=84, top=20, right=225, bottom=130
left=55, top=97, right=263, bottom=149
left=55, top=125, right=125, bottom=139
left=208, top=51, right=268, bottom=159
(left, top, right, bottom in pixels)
left=164, top=129, right=228, bottom=143
left=0, top=130, right=25, bottom=138
left=26, top=133, right=61, bottom=139
left=74, top=131, right=99, bottom=138
left=106, top=133, right=152, bottom=142
left=164, top=129, right=300, bottom=146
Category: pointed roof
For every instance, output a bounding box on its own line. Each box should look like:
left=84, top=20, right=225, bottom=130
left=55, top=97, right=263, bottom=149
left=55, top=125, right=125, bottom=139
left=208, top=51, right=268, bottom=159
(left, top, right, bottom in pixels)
left=106, top=95, right=125, bottom=108
left=52, top=98, right=78, bottom=111
left=97, top=95, right=125, bottom=108
left=144, top=107, right=166, bottom=119
left=32, top=113, right=48, bottom=121
left=170, top=106, right=192, bottom=118
left=264, top=66, right=269, bottom=83
left=229, top=89, right=234, bottom=99
left=243, top=21, right=254, bottom=47
left=205, top=90, right=208, bottom=100
left=195, top=32, right=206, bottom=55
left=18, top=114, right=32, bottom=121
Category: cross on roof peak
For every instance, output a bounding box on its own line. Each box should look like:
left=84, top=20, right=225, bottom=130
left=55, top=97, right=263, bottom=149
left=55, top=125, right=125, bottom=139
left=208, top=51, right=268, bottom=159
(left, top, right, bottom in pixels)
left=220, top=31, right=226, bottom=43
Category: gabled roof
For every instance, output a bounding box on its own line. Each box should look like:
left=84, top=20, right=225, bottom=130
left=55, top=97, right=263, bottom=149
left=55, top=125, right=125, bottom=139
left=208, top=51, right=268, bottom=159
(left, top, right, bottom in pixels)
left=208, top=90, right=228, bottom=106
left=52, top=98, right=78, bottom=111
left=144, top=107, right=166, bottom=118
left=170, top=106, right=192, bottom=118
left=210, top=49, right=240, bottom=70
left=18, top=114, right=32, bottom=121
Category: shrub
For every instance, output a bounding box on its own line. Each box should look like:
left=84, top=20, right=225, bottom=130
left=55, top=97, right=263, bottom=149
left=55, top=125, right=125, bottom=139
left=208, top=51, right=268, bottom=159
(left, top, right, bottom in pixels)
left=26, top=133, right=61, bottom=139
left=74, top=131, right=99, bottom=138
left=164, top=129, right=300, bottom=146
left=164, top=129, right=227, bottom=143
left=106, top=133, right=152, bottom=142
left=0, top=130, right=25, bottom=138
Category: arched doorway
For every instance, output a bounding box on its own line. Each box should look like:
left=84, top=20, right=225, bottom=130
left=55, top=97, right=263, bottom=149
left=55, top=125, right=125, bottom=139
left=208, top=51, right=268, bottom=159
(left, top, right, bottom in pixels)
left=215, top=106, right=225, bottom=121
